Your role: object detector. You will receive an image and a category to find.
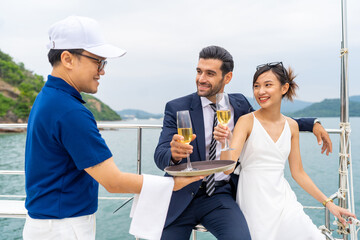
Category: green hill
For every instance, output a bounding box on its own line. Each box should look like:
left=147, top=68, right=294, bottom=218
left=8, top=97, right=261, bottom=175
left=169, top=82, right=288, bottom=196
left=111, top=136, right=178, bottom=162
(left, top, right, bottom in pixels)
left=0, top=50, right=44, bottom=122
left=287, top=98, right=360, bottom=117
left=0, top=49, right=120, bottom=122
left=82, top=93, right=121, bottom=121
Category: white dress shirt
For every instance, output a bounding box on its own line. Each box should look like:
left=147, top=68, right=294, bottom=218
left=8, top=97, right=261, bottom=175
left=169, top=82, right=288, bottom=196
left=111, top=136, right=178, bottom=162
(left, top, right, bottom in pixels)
left=201, top=97, right=234, bottom=181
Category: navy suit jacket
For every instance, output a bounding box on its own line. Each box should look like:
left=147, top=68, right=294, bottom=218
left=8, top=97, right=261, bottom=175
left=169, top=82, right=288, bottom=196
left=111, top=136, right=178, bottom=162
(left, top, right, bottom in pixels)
left=154, top=92, right=315, bottom=227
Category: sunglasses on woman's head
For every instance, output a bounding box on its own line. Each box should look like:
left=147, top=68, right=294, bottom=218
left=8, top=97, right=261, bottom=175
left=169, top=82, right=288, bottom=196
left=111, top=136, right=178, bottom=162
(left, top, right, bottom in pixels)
left=256, top=62, right=287, bottom=78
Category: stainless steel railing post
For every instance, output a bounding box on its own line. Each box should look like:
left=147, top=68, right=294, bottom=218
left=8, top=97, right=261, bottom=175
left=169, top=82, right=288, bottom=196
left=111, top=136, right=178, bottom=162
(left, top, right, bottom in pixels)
left=137, top=127, right=142, bottom=175
left=325, top=207, right=331, bottom=239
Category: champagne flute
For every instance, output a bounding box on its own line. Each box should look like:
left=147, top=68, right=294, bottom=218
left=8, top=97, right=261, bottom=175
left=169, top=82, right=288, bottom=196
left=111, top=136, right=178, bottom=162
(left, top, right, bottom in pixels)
left=216, top=92, right=234, bottom=151
left=177, top=110, right=196, bottom=171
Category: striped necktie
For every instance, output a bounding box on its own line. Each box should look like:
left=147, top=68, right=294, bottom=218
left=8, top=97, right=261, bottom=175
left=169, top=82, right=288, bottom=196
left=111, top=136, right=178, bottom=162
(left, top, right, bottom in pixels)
left=206, top=103, right=217, bottom=196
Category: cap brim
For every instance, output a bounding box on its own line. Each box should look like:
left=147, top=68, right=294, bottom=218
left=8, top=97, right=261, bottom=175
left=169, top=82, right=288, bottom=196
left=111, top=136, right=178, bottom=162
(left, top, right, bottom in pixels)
left=84, top=44, right=126, bottom=58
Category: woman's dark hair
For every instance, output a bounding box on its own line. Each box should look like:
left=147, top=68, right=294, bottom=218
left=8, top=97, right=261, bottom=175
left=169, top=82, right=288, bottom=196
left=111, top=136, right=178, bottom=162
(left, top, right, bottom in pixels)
left=47, top=49, right=84, bottom=66
left=253, top=63, right=298, bottom=101
left=199, top=46, right=234, bottom=76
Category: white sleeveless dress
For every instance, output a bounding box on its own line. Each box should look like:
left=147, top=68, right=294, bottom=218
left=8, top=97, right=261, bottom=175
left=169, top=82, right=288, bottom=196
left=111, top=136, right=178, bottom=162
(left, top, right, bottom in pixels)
left=236, top=114, right=325, bottom=240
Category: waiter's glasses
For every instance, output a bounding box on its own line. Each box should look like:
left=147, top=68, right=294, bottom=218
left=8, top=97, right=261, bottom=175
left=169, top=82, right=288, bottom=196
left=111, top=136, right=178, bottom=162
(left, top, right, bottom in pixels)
left=77, top=53, right=107, bottom=72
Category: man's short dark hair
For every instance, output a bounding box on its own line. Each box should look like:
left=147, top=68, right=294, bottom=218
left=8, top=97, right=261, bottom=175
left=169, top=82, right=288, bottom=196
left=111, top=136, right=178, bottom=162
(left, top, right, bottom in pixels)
left=47, top=49, right=84, bottom=66
left=199, top=46, right=234, bottom=76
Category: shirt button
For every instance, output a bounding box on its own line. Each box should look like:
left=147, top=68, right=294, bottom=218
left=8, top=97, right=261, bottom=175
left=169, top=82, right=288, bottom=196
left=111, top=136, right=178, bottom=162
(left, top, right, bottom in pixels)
left=191, top=192, right=195, bottom=196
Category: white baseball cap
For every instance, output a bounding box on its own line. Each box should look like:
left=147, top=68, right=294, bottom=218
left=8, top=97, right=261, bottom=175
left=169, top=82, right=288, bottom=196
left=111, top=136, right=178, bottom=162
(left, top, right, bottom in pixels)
left=47, top=16, right=126, bottom=58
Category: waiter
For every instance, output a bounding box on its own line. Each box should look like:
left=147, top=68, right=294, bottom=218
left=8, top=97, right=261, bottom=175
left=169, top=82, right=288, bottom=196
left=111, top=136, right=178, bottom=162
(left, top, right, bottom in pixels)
left=23, top=16, right=204, bottom=240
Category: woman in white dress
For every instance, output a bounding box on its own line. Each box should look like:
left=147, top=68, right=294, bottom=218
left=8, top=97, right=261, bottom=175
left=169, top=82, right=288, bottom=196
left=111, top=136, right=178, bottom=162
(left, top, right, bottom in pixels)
left=214, top=62, right=356, bottom=240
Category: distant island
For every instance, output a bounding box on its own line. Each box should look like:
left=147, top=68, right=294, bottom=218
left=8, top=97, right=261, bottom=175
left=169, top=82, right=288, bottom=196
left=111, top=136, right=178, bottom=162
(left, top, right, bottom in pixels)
left=0, top=49, right=120, bottom=123
left=285, top=97, right=360, bottom=117
left=117, top=109, right=163, bottom=120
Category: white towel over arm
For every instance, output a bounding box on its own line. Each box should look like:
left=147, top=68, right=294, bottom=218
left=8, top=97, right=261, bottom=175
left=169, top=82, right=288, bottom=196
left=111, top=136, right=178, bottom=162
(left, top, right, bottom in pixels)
left=129, top=174, right=174, bottom=240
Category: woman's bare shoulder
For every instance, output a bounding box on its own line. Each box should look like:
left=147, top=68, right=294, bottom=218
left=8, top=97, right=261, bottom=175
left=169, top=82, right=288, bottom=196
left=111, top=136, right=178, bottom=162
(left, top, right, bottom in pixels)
left=237, top=112, right=254, bottom=125
left=239, top=112, right=253, bottom=120
left=284, top=116, right=299, bottom=133
left=234, top=112, right=254, bottom=131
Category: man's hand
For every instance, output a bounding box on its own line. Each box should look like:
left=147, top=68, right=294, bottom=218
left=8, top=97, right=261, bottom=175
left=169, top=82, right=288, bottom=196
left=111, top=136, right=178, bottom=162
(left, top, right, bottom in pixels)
left=170, top=134, right=196, bottom=163
left=173, top=175, right=206, bottom=191
left=313, top=122, right=332, bottom=155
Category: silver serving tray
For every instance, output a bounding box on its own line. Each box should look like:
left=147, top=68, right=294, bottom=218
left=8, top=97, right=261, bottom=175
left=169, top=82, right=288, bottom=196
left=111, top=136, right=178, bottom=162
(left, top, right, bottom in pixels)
left=165, top=160, right=236, bottom=176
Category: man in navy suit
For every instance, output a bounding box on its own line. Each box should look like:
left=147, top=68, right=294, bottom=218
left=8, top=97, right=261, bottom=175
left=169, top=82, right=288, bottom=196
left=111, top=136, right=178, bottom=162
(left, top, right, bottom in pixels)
left=154, top=46, right=332, bottom=240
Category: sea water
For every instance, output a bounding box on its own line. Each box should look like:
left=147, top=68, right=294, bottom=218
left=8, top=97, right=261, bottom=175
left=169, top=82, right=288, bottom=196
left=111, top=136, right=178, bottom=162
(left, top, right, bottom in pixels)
left=0, top=117, right=359, bottom=240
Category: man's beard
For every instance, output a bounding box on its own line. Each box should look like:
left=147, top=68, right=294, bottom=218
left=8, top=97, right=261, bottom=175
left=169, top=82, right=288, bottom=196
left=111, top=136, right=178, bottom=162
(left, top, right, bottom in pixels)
left=197, top=77, right=224, bottom=98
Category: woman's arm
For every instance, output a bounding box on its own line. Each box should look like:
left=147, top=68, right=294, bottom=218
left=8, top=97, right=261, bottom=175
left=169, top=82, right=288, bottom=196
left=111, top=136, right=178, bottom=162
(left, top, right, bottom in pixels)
left=287, top=118, right=356, bottom=225
left=214, top=113, right=253, bottom=174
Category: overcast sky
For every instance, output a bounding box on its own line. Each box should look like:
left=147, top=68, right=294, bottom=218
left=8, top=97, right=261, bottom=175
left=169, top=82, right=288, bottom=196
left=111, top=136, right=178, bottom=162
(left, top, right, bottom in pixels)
left=0, top=0, right=359, bottom=113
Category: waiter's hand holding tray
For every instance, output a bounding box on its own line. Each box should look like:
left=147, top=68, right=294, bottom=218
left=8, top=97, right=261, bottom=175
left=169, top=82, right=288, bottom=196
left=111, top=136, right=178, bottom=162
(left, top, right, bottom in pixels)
left=165, top=160, right=236, bottom=177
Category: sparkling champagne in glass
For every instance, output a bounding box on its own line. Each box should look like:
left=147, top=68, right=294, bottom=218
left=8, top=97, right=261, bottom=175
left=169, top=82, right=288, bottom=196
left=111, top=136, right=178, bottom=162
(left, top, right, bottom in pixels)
left=216, top=92, right=234, bottom=151
left=177, top=110, right=195, bottom=171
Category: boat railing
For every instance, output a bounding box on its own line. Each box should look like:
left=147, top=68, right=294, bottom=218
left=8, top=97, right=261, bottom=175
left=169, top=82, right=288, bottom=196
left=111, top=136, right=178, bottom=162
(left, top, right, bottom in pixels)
left=0, top=123, right=162, bottom=220
left=0, top=124, right=356, bottom=239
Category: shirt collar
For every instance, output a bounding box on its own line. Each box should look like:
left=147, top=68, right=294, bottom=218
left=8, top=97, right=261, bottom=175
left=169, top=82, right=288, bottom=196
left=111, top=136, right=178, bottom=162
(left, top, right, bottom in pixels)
left=200, top=96, right=226, bottom=108
left=45, top=75, right=86, bottom=104
left=200, top=97, right=214, bottom=108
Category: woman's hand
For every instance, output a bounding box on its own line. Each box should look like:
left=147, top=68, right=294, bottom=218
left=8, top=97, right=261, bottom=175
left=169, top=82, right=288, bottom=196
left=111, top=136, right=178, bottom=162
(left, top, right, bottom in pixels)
left=326, top=201, right=357, bottom=226
left=213, top=124, right=232, bottom=148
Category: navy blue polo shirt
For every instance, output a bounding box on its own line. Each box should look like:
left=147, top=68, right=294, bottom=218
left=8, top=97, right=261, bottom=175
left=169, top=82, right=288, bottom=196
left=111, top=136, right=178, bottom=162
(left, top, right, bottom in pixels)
left=25, top=75, right=112, bottom=219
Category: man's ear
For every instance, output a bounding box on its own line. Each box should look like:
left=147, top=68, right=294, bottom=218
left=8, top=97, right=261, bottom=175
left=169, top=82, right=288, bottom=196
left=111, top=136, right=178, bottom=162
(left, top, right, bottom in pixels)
left=60, top=51, right=75, bottom=70
left=224, top=71, right=233, bottom=85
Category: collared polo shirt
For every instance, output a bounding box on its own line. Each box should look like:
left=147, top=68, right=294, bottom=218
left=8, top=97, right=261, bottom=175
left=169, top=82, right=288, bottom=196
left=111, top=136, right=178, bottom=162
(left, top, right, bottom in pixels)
left=25, top=75, right=112, bottom=219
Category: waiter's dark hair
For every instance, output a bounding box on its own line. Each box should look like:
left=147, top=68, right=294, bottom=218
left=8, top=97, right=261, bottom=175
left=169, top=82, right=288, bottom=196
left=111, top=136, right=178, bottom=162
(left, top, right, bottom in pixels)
left=48, top=49, right=84, bottom=66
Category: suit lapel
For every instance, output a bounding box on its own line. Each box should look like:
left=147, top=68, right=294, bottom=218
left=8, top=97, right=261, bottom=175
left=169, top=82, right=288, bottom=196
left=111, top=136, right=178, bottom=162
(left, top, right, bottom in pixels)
left=229, top=94, right=241, bottom=124
left=189, top=93, right=206, bottom=161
